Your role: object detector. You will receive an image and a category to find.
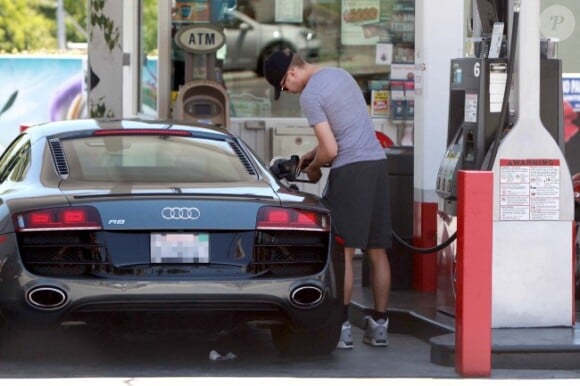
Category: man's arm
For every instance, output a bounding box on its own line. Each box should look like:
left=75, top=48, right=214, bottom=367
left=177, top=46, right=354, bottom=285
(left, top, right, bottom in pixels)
left=302, top=121, right=337, bottom=182
left=311, top=121, right=337, bottom=166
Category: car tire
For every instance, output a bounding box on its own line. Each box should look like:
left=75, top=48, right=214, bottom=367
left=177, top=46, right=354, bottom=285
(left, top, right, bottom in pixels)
left=256, top=42, right=296, bottom=76
left=270, top=310, right=342, bottom=356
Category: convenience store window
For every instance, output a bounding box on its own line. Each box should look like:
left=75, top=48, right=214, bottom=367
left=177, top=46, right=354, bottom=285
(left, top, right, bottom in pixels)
left=224, top=0, right=415, bottom=118
left=140, top=0, right=415, bottom=119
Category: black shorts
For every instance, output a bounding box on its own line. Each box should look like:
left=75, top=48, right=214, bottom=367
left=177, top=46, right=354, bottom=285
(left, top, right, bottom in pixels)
left=323, top=159, right=392, bottom=249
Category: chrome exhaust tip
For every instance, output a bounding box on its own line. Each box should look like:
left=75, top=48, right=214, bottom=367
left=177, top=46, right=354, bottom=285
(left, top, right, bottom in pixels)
left=26, top=286, right=68, bottom=310
left=290, top=285, right=324, bottom=308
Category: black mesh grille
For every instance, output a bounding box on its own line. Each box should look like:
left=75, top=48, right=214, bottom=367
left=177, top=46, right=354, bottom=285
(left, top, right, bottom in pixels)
left=18, top=231, right=110, bottom=276
left=251, top=230, right=328, bottom=276
left=18, top=229, right=329, bottom=279
left=48, top=138, right=69, bottom=176
left=228, top=141, right=256, bottom=175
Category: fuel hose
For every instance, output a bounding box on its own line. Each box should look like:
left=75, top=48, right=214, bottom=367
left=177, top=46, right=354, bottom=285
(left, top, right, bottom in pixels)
left=484, top=3, right=519, bottom=170
left=392, top=229, right=457, bottom=254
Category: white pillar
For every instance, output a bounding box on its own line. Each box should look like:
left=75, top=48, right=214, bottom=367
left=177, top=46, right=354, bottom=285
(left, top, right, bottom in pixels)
left=122, top=0, right=141, bottom=117
left=411, top=0, right=464, bottom=291
left=490, top=0, right=574, bottom=328
left=414, top=0, right=465, bottom=202
left=87, top=0, right=124, bottom=118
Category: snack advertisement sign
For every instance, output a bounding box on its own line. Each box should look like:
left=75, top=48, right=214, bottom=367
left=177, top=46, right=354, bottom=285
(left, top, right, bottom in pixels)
left=340, top=0, right=382, bottom=45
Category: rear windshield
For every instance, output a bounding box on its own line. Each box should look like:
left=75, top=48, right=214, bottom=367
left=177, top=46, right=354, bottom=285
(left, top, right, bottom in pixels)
left=60, top=135, right=256, bottom=183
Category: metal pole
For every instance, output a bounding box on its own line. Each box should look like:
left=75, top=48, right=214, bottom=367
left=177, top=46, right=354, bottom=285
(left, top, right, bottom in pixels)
left=57, top=0, right=65, bottom=50
left=207, top=1, right=217, bottom=81
left=157, top=0, right=172, bottom=119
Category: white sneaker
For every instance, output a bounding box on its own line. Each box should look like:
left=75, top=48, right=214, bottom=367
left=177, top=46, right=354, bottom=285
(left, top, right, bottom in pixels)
left=336, top=321, right=353, bottom=349
left=363, top=316, right=389, bottom=347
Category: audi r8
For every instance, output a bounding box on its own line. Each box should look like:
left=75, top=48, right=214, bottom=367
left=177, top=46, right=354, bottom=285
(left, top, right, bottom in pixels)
left=0, top=118, right=344, bottom=355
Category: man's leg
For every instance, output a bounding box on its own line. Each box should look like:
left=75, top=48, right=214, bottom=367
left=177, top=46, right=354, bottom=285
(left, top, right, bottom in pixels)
left=366, top=248, right=391, bottom=313
left=363, top=247, right=391, bottom=347
left=343, top=247, right=356, bottom=308
left=336, top=246, right=357, bottom=349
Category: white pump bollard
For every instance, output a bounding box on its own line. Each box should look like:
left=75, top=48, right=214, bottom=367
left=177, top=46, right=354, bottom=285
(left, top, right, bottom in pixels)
left=490, top=0, right=575, bottom=328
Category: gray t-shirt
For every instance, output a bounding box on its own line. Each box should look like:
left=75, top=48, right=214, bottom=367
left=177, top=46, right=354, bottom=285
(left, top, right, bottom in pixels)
left=299, top=67, right=386, bottom=169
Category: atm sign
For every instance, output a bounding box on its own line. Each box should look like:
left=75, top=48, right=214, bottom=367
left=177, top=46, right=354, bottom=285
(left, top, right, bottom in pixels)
left=174, top=24, right=225, bottom=54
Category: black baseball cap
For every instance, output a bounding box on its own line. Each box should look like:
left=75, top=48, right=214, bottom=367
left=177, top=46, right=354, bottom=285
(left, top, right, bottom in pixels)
left=263, top=50, right=293, bottom=100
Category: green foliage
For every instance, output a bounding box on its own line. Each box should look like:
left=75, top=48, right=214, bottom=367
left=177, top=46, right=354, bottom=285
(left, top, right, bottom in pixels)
left=142, top=0, right=159, bottom=55
left=0, top=0, right=57, bottom=52
left=0, top=0, right=161, bottom=54
left=0, top=0, right=87, bottom=52
left=64, top=0, right=88, bottom=43
left=90, top=97, right=114, bottom=118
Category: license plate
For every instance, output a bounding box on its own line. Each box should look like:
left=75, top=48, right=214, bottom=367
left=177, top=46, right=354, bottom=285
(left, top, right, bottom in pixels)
left=150, top=233, right=209, bottom=264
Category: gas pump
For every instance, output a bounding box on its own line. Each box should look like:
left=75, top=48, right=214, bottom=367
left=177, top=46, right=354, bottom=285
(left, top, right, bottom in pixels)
left=436, top=57, right=508, bottom=216
left=435, top=0, right=575, bottom=326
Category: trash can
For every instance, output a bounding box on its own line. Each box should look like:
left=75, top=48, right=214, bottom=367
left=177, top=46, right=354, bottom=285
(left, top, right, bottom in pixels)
left=362, top=146, right=414, bottom=290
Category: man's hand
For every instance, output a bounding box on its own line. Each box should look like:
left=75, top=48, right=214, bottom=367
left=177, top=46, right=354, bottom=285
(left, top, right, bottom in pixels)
left=303, top=165, right=322, bottom=182
left=297, top=122, right=337, bottom=184
left=299, top=151, right=316, bottom=171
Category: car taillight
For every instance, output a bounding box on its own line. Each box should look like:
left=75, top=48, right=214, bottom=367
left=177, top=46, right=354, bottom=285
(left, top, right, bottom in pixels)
left=256, top=207, right=330, bottom=232
left=14, top=206, right=103, bottom=232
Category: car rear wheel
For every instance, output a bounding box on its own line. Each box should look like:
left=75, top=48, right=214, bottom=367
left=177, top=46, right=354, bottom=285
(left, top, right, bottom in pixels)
left=256, top=42, right=296, bottom=76
left=270, top=311, right=341, bottom=356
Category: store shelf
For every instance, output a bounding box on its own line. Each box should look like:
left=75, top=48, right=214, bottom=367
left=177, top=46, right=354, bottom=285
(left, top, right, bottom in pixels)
left=388, top=0, right=415, bottom=64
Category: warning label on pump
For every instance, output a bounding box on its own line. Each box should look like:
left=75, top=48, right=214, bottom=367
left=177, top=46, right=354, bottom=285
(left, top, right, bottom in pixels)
left=499, top=159, right=560, bottom=221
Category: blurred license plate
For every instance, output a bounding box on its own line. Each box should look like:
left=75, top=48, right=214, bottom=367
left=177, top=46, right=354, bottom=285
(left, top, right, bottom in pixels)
left=150, top=233, right=209, bottom=264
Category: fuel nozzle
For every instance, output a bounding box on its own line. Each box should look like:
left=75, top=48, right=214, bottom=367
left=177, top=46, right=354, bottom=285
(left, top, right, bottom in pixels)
left=269, top=155, right=311, bottom=183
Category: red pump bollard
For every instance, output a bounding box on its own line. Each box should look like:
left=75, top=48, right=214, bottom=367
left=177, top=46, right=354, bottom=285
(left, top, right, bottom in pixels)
left=455, top=170, right=493, bottom=377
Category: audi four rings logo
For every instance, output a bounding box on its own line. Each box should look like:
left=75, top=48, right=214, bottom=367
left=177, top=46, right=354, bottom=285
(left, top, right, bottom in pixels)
left=161, top=207, right=201, bottom=220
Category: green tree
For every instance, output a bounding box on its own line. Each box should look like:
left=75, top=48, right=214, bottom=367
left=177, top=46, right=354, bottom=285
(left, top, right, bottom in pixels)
left=64, top=0, right=88, bottom=43
left=0, top=0, right=158, bottom=53
left=142, top=0, right=158, bottom=55
left=36, top=0, right=87, bottom=46
left=0, top=0, right=56, bottom=52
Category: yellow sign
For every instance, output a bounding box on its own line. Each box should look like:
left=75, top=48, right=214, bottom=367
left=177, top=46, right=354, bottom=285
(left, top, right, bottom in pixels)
left=371, top=90, right=390, bottom=117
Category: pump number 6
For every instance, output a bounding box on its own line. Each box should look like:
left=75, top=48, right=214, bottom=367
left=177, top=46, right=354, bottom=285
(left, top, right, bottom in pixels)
left=473, top=62, right=480, bottom=78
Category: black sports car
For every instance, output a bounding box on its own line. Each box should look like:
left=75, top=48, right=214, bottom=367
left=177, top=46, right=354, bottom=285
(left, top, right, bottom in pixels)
left=0, top=118, right=344, bottom=355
